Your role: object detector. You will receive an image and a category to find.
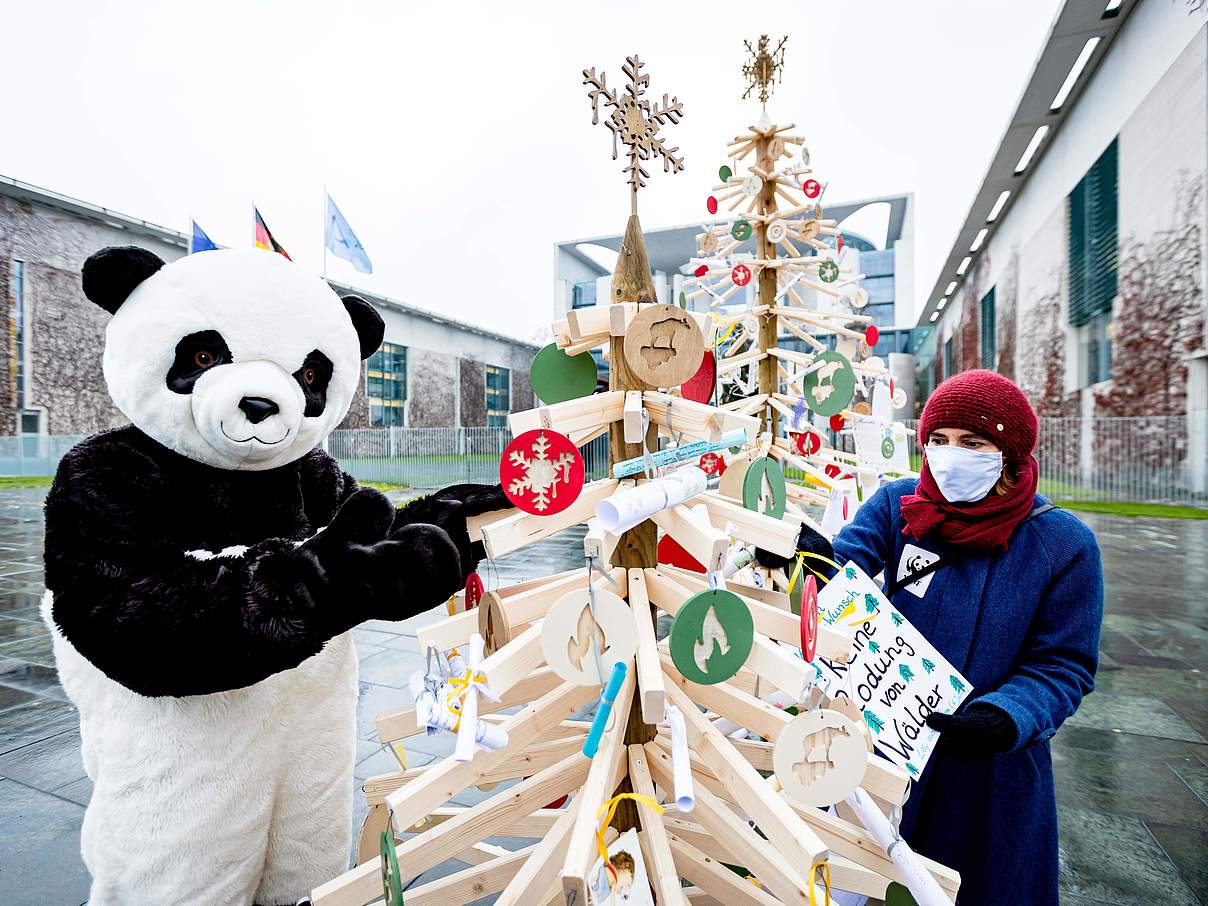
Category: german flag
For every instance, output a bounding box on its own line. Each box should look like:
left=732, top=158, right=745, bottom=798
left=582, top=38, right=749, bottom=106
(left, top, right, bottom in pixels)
left=253, top=207, right=291, bottom=260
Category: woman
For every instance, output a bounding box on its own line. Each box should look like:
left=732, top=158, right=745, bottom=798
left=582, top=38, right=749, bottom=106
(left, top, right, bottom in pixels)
left=810, top=370, right=1103, bottom=904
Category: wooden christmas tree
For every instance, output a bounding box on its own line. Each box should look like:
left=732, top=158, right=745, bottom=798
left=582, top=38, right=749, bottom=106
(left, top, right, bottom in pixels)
left=309, top=49, right=956, bottom=906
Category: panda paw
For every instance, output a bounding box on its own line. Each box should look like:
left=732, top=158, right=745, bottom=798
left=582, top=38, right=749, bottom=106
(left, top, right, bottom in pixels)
left=358, top=523, right=462, bottom=622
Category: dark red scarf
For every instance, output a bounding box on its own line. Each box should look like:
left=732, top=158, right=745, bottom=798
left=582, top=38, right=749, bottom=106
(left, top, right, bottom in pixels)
left=900, top=455, right=1039, bottom=552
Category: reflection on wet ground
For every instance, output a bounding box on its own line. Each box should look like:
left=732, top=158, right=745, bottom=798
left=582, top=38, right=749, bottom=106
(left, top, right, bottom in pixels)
left=0, top=487, right=1203, bottom=905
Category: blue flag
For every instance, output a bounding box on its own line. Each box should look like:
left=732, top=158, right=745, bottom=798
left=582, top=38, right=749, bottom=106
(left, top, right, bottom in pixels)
left=325, top=194, right=373, bottom=274
left=190, top=220, right=222, bottom=254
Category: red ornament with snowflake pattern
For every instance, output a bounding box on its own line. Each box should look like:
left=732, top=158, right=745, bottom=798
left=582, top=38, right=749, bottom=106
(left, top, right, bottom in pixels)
left=500, top=429, right=584, bottom=516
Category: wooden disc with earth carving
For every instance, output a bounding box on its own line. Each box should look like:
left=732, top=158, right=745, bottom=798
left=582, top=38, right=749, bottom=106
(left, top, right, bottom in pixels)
left=773, top=709, right=868, bottom=808
left=669, top=588, right=753, bottom=685
left=540, top=588, right=636, bottom=686
left=623, top=303, right=705, bottom=388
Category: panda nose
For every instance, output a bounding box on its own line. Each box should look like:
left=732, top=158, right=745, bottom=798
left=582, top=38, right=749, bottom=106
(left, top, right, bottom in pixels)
left=239, top=397, right=280, bottom=425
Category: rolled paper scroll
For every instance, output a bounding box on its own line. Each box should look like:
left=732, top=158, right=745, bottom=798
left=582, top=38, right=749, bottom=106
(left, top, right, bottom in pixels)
left=845, top=788, right=954, bottom=906
left=664, top=704, right=695, bottom=812
left=596, top=467, right=708, bottom=535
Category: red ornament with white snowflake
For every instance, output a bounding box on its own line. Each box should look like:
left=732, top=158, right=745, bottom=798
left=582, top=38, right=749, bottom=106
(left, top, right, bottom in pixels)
left=500, top=429, right=584, bottom=516
left=802, top=179, right=822, bottom=198
left=698, top=451, right=726, bottom=475
left=794, top=431, right=822, bottom=455
left=731, top=263, right=753, bottom=287
left=800, top=574, right=819, bottom=662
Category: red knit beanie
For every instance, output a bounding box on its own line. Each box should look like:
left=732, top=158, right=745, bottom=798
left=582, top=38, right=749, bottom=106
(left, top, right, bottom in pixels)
left=919, top=370, right=1038, bottom=462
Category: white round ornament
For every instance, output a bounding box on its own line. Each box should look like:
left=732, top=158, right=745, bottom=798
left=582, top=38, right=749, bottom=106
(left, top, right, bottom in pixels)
left=892, top=385, right=908, bottom=409
left=766, top=220, right=788, bottom=244
left=741, top=174, right=764, bottom=197
left=541, top=588, right=636, bottom=686
left=773, top=708, right=868, bottom=808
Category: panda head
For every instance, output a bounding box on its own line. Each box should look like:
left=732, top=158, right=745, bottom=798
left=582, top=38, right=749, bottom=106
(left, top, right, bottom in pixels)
left=83, top=246, right=383, bottom=471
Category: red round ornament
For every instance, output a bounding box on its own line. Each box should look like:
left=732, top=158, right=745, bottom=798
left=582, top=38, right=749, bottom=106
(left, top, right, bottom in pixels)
left=681, top=350, right=715, bottom=404
left=693, top=264, right=708, bottom=278
left=500, top=429, right=584, bottom=516
left=731, top=263, right=753, bottom=287
left=698, top=451, right=726, bottom=476
left=706, top=196, right=719, bottom=214
left=837, top=234, right=845, bottom=253
left=795, top=431, right=822, bottom=456
left=828, top=413, right=845, bottom=432
left=658, top=534, right=705, bottom=573
left=803, top=179, right=822, bottom=198
left=465, top=572, right=484, bottom=609
left=800, top=574, right=819, bottom=661
left=865, top=325, right=880, bottom=346
left=824, top=463, right=841, bottom=479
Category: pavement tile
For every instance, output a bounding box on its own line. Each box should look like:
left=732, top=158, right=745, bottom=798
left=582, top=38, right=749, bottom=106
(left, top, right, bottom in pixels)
left=1064, top=692, right=1207, bottom=744
left=0, top=778, right=91, bottom=906
left=1145, top=821, right=1208, bottom=906
left=0, top=728, right=87, bottom=794
left=1057, top=805, right=1198, bottom=904
left=0, top=659, right=68, bottom=700
left=0, top=697, right=78, bottom=755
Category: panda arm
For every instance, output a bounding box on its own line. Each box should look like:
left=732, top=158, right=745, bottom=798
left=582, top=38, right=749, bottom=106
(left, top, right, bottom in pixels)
left=297, top=447, right=361, bottom=527
left=44, top=446, right=446, bottom=697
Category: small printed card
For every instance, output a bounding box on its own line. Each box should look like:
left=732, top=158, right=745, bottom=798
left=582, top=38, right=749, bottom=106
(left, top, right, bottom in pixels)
left=852, top=416, right=910, bottom=474
left=588, top=828, right=654, bottom=906
left=807, top=561, right=973, bottom=777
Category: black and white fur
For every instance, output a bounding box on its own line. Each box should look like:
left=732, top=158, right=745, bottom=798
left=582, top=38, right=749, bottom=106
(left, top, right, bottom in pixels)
left=42, top=247, right=505, bottom=906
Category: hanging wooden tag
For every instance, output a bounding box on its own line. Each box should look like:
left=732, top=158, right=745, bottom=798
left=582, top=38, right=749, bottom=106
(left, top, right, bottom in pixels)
left=741, top=456, right=787, bottom=519
left=800, top=574, right=819, bottom=661
left=541, top=588, right=636, bottom=686
left=773, top=709, right=868, bottom=808
left=802, top=351, right=855, bottom=417
left=681, top=349, right=716, bottom=404
left=530, top=343, right=598, bottom=404
left=500, top=429, right=584, bottom=516
left=719, top=450, right=756, bottom=499
left=731, top=263, right=753, bottom=287
left=698, top=451, right=726, bottom=476
left=465, top=572, right=484, bottom=609
left=669, top=588, right=754, bottom=685
left=623, top=303, right=706, bottom=388
left=380, top=831, right=404, bottom=906
left=731, top=220, right=753, bottom=241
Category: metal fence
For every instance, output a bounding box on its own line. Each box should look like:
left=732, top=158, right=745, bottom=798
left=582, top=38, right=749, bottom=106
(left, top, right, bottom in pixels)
left=3, top=417, right=1204, bottom=505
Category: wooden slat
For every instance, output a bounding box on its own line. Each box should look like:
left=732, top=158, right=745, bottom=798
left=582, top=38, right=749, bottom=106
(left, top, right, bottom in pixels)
left=629, top=745, right=690, bottom=906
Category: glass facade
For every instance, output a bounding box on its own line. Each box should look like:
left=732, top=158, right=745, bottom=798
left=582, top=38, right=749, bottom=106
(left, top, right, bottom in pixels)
left=980, top=288, right=996, bottom=370
left=858, top=248, right=896, bottom=329
left=1084, top=311, right=1112, bottom=385
left=10, top=259, right=24, bottom=410
left=367, top=342, right=407, bottom=427
left=572, top=281, right=597, bottom=309
left=485, top=365, right=510, bottom=427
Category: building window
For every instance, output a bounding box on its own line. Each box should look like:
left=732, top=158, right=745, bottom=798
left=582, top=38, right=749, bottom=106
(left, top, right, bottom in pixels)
left=944, top=336, right=955, bottom=379
left=1067, top=139, right=1118, bottom=331
left=485, top=365, right=510, bottom=427
left=10, top=259, right=24, bottom=409
left=572, top=281, right=597, bottom=310
left=1084, top=311, right=1112, bottom=385
left=980, top=288, right=996, bottom=371
left=367, top=341, right=407, bottom=427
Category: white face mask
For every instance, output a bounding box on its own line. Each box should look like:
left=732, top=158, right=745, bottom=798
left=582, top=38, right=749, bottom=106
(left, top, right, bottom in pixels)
left=925, top=444, right=1004, bottom=503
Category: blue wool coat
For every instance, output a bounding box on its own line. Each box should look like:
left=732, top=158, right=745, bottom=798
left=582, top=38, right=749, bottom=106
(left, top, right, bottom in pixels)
left=831, top=479, right=1103, bottom=906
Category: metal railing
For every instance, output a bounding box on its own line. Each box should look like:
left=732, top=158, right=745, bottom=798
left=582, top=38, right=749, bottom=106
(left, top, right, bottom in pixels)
left=2, top=417, right=1203, bottom=504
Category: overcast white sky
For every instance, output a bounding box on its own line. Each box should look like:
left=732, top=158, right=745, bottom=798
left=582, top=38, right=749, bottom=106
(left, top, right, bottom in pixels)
left=2, top=0, right=1062, bottom=343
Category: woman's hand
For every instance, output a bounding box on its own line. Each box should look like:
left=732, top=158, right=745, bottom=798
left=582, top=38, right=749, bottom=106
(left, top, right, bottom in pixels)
left=926, top=702, right=1017, bottom=758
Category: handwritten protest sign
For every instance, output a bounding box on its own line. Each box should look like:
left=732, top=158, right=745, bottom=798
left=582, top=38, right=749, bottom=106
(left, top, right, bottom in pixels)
left=805, top=561, right=972, bottom=776
left=852, top=416, right=910, bottom=474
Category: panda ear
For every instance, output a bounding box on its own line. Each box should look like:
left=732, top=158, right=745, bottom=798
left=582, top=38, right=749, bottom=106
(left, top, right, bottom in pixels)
left=342, top=296, right=384, bottom=359
left=81, top=247, right=166, bottom=315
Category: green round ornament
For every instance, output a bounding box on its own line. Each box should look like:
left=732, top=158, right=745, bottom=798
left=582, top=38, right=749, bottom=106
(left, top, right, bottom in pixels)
left=741, top=456, right=787, bottom=519
left=884, top=882, right=920, bottom=906
left=719, top=164, right=733, bottom=181
left=881, top=435, right=896, bottom=458
left=381, top=830, right=404, bottom=905
left=801, top=351, right=856, bottom=417
left=817, top=259, right=840, bottom=283
left=731, top=220, right=753, bottom=241
left=679, top=290, right=688, bottom=308
left=530, top=343, right=598, bottom=404
left=669, top=588, right=754, bottom=685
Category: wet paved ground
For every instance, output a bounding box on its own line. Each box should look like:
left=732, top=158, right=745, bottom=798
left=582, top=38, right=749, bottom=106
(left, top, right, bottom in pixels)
left=0, top=485, right=1204, bottom=905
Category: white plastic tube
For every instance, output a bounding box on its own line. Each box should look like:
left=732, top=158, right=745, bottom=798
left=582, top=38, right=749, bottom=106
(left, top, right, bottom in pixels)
left=845, top=789, right=953, bottom=906
left=664, top=704, right=695, bottom=813
left=595, top=467, right=708, bottom=534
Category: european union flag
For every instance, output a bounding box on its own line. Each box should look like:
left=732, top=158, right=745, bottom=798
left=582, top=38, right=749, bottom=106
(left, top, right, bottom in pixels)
left=190, top=220, right=222, bottom=254
left=325, top=194, right=373, bottom=274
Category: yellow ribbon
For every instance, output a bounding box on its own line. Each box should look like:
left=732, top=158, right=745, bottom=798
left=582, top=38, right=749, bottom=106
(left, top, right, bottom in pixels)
left=808, top=860, right=832, bottom=906
left=788, top=550, right=843, bottom=592
left=595, top=793, right=664, bottom=886
left=445, top=669, right=489, bottom=731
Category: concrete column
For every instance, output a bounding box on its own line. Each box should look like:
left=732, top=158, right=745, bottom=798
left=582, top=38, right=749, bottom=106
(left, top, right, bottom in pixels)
left=1187, top=354, right=1208, bottom=493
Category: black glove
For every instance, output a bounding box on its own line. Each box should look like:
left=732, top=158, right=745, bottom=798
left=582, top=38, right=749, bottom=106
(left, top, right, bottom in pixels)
left=393, top=483, right=511, bottom=584
left=925, top=702, right=1017, bottom=759
left=754, top=521, right=834, bottom=572
left=299, top=488, right=463, bottom=622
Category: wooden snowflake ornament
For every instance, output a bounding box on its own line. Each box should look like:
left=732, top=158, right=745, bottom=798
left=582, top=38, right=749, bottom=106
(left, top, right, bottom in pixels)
left=500, top=429, right=584, bottom=515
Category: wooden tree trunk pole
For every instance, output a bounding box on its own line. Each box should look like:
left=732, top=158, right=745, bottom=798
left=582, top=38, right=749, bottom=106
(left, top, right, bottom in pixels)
left=756, top=132, right=779, bottom=438
left=607, top=213, right=659, bottom=832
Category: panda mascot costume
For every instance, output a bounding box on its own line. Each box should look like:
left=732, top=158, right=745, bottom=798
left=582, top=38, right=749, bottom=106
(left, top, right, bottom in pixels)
left=41, top=246, right=508, bottom=905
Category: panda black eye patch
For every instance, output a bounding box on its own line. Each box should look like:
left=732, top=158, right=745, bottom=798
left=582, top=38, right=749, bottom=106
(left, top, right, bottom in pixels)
left=293, top=350, right=333, bottom=417
left=166, top=331, right=233, bottom=394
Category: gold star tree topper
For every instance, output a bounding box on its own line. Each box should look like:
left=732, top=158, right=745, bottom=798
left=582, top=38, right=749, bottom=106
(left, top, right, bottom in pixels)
left=583, top=54, right=685, bottom=213
left=743, top=34, right=788, bottom=105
